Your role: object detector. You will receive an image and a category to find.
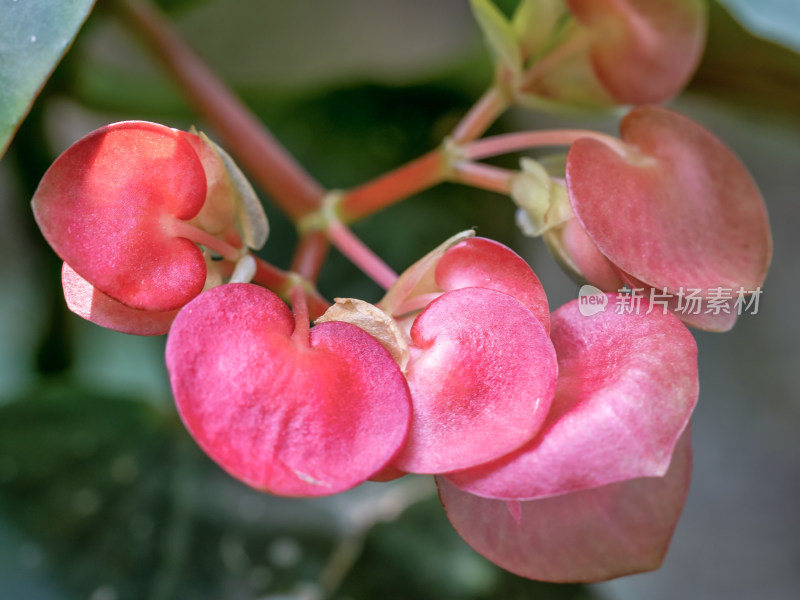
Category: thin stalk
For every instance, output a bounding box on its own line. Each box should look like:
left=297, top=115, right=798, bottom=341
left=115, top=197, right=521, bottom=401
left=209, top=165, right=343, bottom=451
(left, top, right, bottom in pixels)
left=450, top=86, right=510, bottom=144
left=519, top=28, right=592, bottom=90
left=464, top=129, right=628, bottom=160
left=117, top=0, right=324, bottom=221
left=326, top=222, right=398, bottom=290
left=451, top=161, right=514, bottom=195
left=289, top=285, right=310, bottom=345
left=168, top=220, right=242, bottom=261
left=291, top=231, right=330, bottom=282
left=252, top=256, right=331, bottom=320
left=338, top=149, right=447, bottom=223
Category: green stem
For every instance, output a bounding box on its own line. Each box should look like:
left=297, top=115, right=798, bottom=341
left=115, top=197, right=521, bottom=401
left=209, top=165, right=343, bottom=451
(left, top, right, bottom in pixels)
left=116, top=0, right=325, bottom=221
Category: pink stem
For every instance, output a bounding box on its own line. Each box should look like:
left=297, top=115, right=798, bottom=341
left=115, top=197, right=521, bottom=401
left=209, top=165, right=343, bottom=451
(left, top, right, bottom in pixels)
left=338, top=86, right=509, bottom=222
left=338, top=149, right=447, bottom=223
left=326, top=221, right=398, bottom=290
left=465, top=129, right=628, bottom=160
left=118, top=0, right=325, bottom=221
left=451, top=161, right=515, bottom=195
left=289, top=285, right=311, bottom=346
left=291, top=231, right=330, bottom=282
left=450, top=86, right=510, bottom=144
left=168, top=220, right=242, bottom=261
left=252, top=256, right=331, bottom=320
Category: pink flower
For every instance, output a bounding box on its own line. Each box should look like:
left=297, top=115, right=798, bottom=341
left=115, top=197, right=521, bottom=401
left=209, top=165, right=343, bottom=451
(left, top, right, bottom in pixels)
left=556, top=106, right=771, bottom=331
left=565, top=0, right=707, bottom=104
left=165, top=283, right=412, bottom=497
left=438, top=294, right=698, bottom=581
left=31, top=121, right=267, bottom=335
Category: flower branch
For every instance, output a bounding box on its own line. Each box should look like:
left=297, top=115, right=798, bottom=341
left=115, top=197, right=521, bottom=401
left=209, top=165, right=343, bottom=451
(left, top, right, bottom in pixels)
left=117, top=0, right=325, bottom=221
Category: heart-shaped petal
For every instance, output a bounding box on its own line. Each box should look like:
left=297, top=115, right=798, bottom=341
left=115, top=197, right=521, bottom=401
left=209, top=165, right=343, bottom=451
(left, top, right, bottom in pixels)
left=566, top=0, right=706, bottom=104
left=391, top=287, right=557, bottom=474
left=32, top=121, right=209, bottom=311
left=437, top=428, right=692, bottom=583
left=435, top=237, right=550, bottom=333
left=166, top=284, right=411, bottom=497
left=567, top=106, right=772, bottom=296
left=548, top=217, right=624, bottom=291
left=62, top=263, right=179, bottom=336
left=445, top=295, right=697, bottom=499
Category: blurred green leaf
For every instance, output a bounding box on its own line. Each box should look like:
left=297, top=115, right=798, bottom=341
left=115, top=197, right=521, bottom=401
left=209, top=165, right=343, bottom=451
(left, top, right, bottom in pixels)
left=0, top=0, right=96, bottom=158
left=342, top=496, right=595, bottom=600
left=717, top=0, right=800, bottom=52
left=0, top=385, right=338, bottom=599
left=690, top=2, right=800, bottom=116
left=470, top=0, right=522, bottom=75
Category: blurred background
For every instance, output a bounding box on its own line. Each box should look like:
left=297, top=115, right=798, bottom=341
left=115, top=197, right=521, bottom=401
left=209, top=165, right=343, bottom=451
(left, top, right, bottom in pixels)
left=1, top=1, right=798, bottom=598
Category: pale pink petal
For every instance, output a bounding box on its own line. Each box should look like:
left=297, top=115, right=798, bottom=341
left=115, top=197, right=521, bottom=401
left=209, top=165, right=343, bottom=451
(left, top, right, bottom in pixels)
left=567, top=106, right=772, bottom=297
left=437, top=429, right=692, bottom=583
left=62, top=262, right=178, bottom=335
left=558, top=217, right=624, bottom=291
left=566, top=0, right=706, bottom=104
left=445, top=296, right=697, bottom=499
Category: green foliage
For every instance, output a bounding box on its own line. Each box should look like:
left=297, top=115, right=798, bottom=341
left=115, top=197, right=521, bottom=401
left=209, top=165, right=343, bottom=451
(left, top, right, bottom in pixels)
left=691, top=2, right=800, bottom=117
left=0, top=0, right=96, bottom=158
left=470, top=0, right=522, bottom=75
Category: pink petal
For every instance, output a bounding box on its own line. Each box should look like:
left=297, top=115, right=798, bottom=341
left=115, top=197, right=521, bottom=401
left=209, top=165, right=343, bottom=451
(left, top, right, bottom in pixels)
left=567, top=106, right=772, bottom=295
left=391, top=287, right=557, bottom=474
left=566, top=0, right=707, bottom=104
left=62, top=263, right=178, bottom=336
left=557, top=217, right=624, bottom=291
left=435, top=237, right=550, bottom=333
left=437, top=428, right=692, bottom=583
left=166, top=284, right=411, bottom=497
left=445, top=295, right=697, bottom=499
left=32, top=121, right=209, bottom=311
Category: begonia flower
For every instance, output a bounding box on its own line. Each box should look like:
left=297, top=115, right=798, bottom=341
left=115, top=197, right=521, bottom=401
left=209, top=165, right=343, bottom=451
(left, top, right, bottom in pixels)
left=438, top=294, right=698, bottom=581
left=563, top=106, right=771, bottom=330
left=32, top=121, right=267, bottom=334
left=165, top=283, right=412, bottom=497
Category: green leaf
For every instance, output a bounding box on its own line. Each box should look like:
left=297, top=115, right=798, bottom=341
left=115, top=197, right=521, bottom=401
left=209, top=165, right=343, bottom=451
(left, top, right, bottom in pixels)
left=470, top=0, right=522, bottom=75
left=717, top=0, right=800, bottom=52
left=512, top=0, right=569, bottom=60
left=690, top=2, right=800, bottom=116
left=0, top=0, right=96, bottom=159
left=0, top=385, right=337, bottom=599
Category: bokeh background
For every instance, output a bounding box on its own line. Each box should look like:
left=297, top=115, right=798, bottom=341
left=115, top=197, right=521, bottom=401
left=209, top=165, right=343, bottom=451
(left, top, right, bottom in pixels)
left=1, top=1, right=798, bottom=599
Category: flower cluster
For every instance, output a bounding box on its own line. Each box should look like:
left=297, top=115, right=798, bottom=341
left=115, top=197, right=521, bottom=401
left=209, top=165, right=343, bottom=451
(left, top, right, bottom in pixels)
left=29, top=0, right=773, bottom=587
left=166, top=234, right=699, bottom=582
